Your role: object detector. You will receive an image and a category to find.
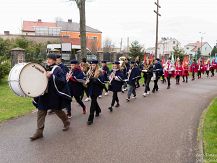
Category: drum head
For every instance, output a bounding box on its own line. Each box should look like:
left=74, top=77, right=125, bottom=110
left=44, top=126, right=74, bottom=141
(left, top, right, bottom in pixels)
left=19, top=63, right=48, bottom=97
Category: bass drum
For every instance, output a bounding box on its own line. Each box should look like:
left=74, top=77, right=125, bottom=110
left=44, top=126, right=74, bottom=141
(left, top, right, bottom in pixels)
left=8, top=63, right=48, bottom=98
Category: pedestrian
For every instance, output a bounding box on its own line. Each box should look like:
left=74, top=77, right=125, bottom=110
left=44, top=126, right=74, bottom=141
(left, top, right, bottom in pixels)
left=182, top=61, right=189, bottom=83
left=86, top=60, right=105, bottom=125
left=164, top=57, right=175, bottom=89
left=190, top=59, right=198, bottom=81
left=66, top=60, right=87, bottom=118
left=80, top=58, right=91, bottom=102
left=175, top=59, right=183, bottom=85
left=197, top=60, right=204, bottom=79
left=126, top=61, right=141, bottom=102
left=108, top=61, right=124, bottom=112
left=142, top=59, right=153, bottom=97
left=152, top=58, right=163, bottom=93
left=100, top=61, right=110, bottom=97
left=31, top=54, right=71, bottom=141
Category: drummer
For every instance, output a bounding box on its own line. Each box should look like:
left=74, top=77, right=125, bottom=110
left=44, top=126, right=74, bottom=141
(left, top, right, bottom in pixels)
left=31, top=54, right=71, bottom=141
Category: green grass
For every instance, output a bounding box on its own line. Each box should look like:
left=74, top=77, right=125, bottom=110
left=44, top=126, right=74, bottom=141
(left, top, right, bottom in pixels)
left=0, top=77, right=33, bottom=122
left=203, top=98, right=217, bottom=163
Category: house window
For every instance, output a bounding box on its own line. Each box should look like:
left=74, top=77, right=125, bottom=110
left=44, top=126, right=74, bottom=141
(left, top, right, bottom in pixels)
left=186, top=47, right=189, bottom=50
left=173, top=41, right=176, bottom=44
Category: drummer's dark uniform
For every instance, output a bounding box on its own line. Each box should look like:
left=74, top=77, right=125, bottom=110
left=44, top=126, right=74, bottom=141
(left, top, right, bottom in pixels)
left=33, top=65, right=71, bottom=136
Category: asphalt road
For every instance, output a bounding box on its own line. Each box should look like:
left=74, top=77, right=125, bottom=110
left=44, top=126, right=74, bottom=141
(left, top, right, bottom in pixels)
left=0, top=76, right=217, bottom=163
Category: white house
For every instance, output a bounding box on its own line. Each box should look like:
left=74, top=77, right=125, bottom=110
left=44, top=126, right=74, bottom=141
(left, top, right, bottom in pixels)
left=145, top=37, right=181, bottom=58
left=184, top=41, right=212, bottom=57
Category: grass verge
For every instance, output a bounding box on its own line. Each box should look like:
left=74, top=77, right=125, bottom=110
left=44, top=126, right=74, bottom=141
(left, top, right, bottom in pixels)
left=203, top=98, right=217, bottom=162
left=0, top=77, right=33, bottom=122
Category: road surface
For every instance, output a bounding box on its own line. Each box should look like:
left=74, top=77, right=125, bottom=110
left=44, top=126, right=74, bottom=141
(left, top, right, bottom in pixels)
left=0, top=76, right=217, bottom=163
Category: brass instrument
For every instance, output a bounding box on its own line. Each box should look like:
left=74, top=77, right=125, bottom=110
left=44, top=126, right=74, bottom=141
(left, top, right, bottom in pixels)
left=85, top=68, right=95, bottom=85
left=109, top=70, right=117, bottom=84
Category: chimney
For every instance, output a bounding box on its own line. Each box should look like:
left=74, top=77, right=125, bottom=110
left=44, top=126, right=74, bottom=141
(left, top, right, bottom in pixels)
left=68, top=19, right=72, bottom=23
left=38, top=19, right=42, bottom=22
left=4, top=31, right=10, bottom=35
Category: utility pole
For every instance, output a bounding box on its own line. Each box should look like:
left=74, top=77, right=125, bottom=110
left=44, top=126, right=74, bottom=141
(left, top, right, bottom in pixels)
left=199, top=32, right=205, bottom=57
left=154, top=0, right=161, bottom=59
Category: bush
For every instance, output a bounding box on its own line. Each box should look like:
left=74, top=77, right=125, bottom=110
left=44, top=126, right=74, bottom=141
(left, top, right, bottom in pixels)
left=0, top=57, right=10, bottom=81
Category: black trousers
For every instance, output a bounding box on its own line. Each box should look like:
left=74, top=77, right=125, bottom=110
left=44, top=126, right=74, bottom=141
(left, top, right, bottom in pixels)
left=153, top=78, right=159, bottom=91
left=176, top=75, right=180, bottom=84
left=197, top=71, right=201, bottom=78
left=167, top=75, right=172, bottom=87
left=145, top=77, right=151, bottom=93
left=103, top=84, right=108, bottom=92
left=111, top=91, right=119, bottom=106
left=88, top=95, right=101, bottom=122
left=192, top=71, right=195, bottom=80
left=206, top=70, right=210, bottom=77
left=182, top=76, right=188, bottom=82
left=211, top=69, right=215, bottom=77
left=74, top=96, right=85, bottom=109
left=81, top=87, right=89, bottom=100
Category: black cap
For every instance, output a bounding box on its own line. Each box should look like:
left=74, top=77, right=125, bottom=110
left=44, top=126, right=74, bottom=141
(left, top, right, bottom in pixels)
left=91, top=60, right=98, bottom=64
left=47, top=53, right=57, bottom=60
left=56, top=54, right=62, bottom=59
left=113, top=61, right=120, bottom=65
left=130, top=61, right=135, bottom=64
left=101, top=61, right=107, bottom=64
left=71, top=60, right=79, bottom=64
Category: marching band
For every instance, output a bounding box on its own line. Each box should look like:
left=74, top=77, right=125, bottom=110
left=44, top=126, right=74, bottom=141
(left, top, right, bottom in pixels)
left=28, top=54, right=217, bottom=140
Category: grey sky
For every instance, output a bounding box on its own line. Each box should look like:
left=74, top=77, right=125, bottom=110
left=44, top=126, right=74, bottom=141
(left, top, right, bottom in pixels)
left=0, top=0, right=216, bottom=48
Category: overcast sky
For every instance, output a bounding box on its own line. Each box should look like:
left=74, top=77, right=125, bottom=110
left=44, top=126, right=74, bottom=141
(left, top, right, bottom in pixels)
left=0, top=0, right=216, bottom=48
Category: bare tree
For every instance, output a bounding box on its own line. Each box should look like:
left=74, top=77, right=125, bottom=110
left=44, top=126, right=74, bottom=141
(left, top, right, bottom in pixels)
left=90, top=39, right=98, bottom=54
left=103, top=38, right=115, bottom=53
left=70, top=0, right=87, bottom=61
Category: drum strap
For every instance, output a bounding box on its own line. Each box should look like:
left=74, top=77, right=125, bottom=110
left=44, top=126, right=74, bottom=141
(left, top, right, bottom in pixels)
left=51, top=65, right=71, bottom=99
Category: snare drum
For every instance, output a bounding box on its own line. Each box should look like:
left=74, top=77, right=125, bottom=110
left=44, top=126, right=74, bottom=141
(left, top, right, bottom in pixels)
left=8, top=63, right=48, bottom=97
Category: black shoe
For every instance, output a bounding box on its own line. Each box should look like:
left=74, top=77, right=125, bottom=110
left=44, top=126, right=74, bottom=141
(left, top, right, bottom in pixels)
left=48, top=110, right=54, bottom=115
left=115, top=103, right=120, bottom=108
left=167, top=86, right=170, bottom=89
left=108, top=107, right=113, bottom=112
left=152, top=89, right=155, bottom=93
left=87, top=121, right=93, bottom=125
left=67, top=112, right=72, bottom=119
left=95, top=113, right=100, bottom=117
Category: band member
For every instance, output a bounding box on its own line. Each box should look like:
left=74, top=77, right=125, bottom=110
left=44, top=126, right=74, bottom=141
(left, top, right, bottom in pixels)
left=100, top=61, right=110, bottom=97
left=164, top=58, right=175, bottom=89
left=182, top=61, right=189, bottom=83
left=48, top=54, right=70, bottom=115
left=210, top=58, right=216, bottom=77
left=122, top=58, right=130, bottom=92
left=80, top=58, right=91, bottom=102
left=31, top=54, right=71, bottom=141
left=86, top=60, right=105, bottom=125
left=108, top=61, right=124, bottom=112
left=56, top=54, right=69, bottom=76
left=152, top=58, right=163, bottom=93
left=190, top=59, right=198, bottom=80
left=135, top=56, right=142, bottom=88
left=175, top=59, right=183, bottom=85
left=205, top=59, right=211, bottom=77
left=66, top=60, right=87, bottom=117
left=126, top=61, right=141, bottom=102
left=142, top=59, right=153, bottom=97
left=197, top=60, right=204, bottom=79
